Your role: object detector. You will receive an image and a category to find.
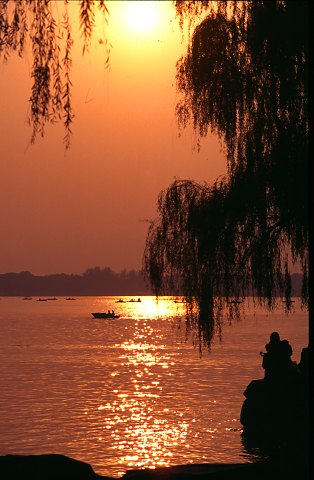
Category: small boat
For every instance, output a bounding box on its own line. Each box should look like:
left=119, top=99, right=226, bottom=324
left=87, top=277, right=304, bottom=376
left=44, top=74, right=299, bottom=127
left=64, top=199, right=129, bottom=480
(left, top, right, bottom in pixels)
left=23, top=297, right=32, bottom=300
left=116, top=298, right=141, bottom=303
left=91, top=312, right=120, bottom=319
left=37, top=298, right=47, bottom=302
left=66, top=297, right=76, bottom=300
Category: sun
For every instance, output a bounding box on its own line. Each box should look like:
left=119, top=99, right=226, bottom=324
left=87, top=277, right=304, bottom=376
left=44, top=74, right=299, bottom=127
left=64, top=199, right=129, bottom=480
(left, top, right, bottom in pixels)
left=123, top=1, right=161, bottom=35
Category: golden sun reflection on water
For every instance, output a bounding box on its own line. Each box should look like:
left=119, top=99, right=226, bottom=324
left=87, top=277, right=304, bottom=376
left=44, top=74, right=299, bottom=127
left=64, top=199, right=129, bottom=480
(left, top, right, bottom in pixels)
left=97, top=316, right=190, bottom=472
left=133, top=296, right=185, bottom=319
left=0, top=297, right=308, bottom=477
left=94, top=295, right=186, bottom=321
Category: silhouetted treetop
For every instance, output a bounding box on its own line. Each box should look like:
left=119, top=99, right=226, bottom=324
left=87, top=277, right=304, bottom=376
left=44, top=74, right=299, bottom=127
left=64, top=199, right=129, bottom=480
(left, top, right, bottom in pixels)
left=0, top=0, right=110, bottom=148
left=175, top=2, right=307, bottom=175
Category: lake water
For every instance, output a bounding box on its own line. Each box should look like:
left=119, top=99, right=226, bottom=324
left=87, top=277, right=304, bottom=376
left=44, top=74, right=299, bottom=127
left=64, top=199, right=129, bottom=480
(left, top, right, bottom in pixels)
left=0, top=296, right=308, bottom=478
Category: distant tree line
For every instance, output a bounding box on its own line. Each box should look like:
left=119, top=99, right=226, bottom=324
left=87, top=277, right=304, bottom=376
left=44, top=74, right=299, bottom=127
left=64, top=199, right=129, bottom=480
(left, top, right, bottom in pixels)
left=0, top=268, right=305, bottom=297
left=0, top=267, right=151, bottom=296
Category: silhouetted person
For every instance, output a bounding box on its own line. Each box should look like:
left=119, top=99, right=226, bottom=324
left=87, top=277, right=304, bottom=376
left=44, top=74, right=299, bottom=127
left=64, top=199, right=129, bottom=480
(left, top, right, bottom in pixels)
left=265, top=331, right=280, bottom=352
left=279, top=339, right=293, bottom=366
left=298, top=346, right=309, bottom=377
left=262, top=332, right=294, bottom=379
left=262, top=331, right=281, bottom=377
left=297, top=345, right=309, bottom=435
left=242, top=334, right=305, bottom=444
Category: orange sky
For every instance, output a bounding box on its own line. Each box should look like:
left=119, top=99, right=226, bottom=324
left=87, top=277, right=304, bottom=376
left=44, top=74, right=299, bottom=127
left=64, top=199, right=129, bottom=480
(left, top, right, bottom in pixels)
left=0, top=1, right=227, bottom=275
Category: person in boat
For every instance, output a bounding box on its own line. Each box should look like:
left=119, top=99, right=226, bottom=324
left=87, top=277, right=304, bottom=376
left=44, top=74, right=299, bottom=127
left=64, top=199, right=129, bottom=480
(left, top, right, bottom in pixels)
left=111, top=310, right=114, bottom=315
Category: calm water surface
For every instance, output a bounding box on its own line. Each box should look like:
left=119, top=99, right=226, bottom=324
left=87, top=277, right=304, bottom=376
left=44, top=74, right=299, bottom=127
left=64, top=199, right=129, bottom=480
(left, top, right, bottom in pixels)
left=0, top=296, right=308, bottom=477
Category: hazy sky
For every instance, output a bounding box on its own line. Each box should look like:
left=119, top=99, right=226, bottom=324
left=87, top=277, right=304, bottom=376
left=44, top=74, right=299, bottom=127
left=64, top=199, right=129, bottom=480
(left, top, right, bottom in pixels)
left=0, top=1, right=227, bottom=275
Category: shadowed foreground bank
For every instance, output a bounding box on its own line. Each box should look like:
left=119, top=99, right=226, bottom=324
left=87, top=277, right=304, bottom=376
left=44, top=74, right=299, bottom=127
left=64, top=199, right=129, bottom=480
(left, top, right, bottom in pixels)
left=0, top=454, right=309, bottom=480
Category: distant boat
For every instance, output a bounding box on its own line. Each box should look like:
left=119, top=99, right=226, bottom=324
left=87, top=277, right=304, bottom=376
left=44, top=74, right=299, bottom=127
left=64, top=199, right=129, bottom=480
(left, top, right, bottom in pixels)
left=23, top=297, right=32, bottom=300
left=116, top=298, right=141, bottom=303
left=92, top=312, right=120, bottom=319
left=66, top=297, right=76, bottom=300
left=37, top=298, right=47, bottom=302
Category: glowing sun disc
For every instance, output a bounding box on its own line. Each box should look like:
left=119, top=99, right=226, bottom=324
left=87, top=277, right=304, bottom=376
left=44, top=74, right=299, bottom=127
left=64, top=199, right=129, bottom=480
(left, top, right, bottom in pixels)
left=123, top=1, right=161, bottom=34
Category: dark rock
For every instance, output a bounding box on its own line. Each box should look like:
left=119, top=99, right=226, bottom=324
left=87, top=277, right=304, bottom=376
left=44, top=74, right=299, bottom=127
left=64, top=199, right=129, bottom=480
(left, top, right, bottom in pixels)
left=0, top=454, right=113, bottom=480
left=122, top=460, right=309, bottom=480
left=240, top=367, right=308, bottom=433
left=0, top=455, right=309, bottom=480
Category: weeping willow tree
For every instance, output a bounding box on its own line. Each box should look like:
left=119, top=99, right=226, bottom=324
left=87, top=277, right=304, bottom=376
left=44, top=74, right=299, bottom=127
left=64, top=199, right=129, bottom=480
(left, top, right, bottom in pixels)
left=1, top=1, right=309, bottom=348
left=144, top=1, right=309, bottom=347
left=0, top=0, right=110, bottom=148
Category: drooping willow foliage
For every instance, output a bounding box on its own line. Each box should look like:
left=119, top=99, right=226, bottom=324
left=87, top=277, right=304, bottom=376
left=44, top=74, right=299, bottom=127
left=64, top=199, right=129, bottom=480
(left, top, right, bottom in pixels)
left=144, top=1, right=308, bottom=347
left=0, top=0, right=110, bottom=148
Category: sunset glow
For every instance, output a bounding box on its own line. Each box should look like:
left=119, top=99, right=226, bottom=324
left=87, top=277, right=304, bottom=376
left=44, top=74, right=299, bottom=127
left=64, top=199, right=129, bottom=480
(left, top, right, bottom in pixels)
left=0, top=0, right=226, bottom=276
left=0, top=1, right=309, bottom=479
left=122, top=1, right=161, bottom=35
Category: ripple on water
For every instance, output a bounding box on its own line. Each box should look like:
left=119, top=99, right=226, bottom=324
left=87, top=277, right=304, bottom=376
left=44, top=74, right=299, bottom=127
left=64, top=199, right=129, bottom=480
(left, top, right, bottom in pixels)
left=0, top=296, right=308, bottom=477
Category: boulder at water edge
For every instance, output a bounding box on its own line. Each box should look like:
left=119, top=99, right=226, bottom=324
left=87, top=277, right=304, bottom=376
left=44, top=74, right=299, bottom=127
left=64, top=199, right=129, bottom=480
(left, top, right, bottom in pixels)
left=0, top=454, right=113, bottom=480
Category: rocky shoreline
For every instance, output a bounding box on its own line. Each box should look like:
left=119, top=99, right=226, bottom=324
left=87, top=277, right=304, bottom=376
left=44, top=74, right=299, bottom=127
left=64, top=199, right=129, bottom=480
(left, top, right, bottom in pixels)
left=0, top=454, right=309, bottom=480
